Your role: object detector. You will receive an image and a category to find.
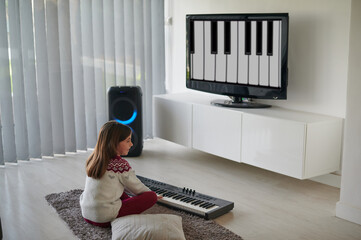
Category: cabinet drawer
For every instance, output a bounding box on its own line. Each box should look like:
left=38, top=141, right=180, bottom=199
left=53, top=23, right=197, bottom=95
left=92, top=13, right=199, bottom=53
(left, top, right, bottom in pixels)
left=241, top=114, right=305, bottom=178
left=193, top=104, right=242, bottom=162
left=153, top=97, right=192, bottom=147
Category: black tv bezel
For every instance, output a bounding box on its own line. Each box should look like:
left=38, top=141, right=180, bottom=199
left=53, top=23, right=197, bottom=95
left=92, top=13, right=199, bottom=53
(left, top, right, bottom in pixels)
left=186, top=13, right=289, bottom=100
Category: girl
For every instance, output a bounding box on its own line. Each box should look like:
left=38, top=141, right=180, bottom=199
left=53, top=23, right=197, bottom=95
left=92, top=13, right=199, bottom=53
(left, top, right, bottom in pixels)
left=80, top=120, right=159, bottom=227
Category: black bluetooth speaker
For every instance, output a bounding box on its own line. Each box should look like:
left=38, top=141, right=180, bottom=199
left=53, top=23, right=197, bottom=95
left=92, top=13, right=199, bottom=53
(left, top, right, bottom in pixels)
left=108, top=86, right=143, bottom=157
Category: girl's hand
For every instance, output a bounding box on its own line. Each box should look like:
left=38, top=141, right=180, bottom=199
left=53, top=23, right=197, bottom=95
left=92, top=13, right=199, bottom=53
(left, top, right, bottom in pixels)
left=157, top=195, right=163, bottom=200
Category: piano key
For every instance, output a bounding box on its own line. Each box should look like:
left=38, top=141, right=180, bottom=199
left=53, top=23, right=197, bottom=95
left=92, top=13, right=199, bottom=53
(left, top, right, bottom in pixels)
left=270, top=20, right=281, bottom=87
left=157, top=189, right=168, bottom=195
left=192, top=20, right=204, bottom=80
left=200, top=202, right=212, bottom=208
left=177, top=195, right=188, bottom=200
left=256, top=21, right=262, bottom=55
left=191, top=200, right=203, bottom=205
left=267, top=20, right=273, bottom=56
left=211, top=21, right=218, bottom=54
left=260, top=21, right=270, bottom=86
left=226, top=21, right=238, bottom=83
left=186, top=198, right=197, bottom=203
left=179, top=196, right=190, bottom=201
left=237, top=21, right=248, bottom=84
left=224, top=21, right=231, bottom=54
left=215, top=21, right=226, bottom=82
left=164, top=192, right=176, bottom=197
left=168, top=192, right=178, bottom=197
left=173, top=194, right=184, bottom=200
left=190, top=20, right=195, bottom=54
left=182, top=197, right=193, bottom=202
left=249, top=21, right=259, bottom=85
left=244, top=21, right=251, bottom=55
left=205, top=203, right=216, bottom=209
left=186, top=198, right=196, bottom=203
left=204, top=21, right=216, bottom=81
left=202, top=203, right=214, bottom=209
left=189, top=20, right=194, bottom=79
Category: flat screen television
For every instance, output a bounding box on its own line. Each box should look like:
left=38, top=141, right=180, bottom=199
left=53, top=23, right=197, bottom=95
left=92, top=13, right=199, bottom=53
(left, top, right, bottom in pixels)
left=186, top=13, right=289, bottom=108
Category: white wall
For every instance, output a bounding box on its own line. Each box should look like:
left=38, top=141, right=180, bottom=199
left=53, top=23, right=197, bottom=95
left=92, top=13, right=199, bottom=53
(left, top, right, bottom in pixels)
left=165, top=0, right=351, bottom=118
left=336, top=0, right=361, bottom=225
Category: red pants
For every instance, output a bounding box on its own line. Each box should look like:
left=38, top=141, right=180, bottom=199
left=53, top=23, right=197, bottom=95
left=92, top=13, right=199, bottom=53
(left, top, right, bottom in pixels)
left=84, top=191, right=157, bottom=228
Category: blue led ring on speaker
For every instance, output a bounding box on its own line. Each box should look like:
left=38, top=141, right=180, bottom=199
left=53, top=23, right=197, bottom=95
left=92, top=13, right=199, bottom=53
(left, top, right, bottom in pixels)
left=111, top=97, right=138, bottom=125
left=115, top=110, right=137, bottom=125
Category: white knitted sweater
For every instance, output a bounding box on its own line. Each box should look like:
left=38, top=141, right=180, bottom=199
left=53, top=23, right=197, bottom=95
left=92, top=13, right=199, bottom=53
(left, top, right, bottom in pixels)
left=79, top=156, right=150, bottom=223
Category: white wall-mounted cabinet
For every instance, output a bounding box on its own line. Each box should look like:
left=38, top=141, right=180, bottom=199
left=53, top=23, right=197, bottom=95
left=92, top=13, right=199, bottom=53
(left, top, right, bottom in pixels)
left=153, top=93, right=343, bottom=179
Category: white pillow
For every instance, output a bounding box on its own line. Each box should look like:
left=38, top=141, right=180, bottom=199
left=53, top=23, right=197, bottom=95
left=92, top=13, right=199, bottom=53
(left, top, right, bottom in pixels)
left=111, top=214, right=186, bottom=240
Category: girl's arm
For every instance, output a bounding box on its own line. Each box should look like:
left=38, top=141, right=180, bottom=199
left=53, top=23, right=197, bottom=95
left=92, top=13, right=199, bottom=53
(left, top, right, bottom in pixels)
left=120, top=169, right=150, bottom=195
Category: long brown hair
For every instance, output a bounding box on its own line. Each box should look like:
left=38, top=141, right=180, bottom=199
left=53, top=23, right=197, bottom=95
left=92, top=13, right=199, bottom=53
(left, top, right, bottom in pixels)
left=86, top=120, right=132, bottom=179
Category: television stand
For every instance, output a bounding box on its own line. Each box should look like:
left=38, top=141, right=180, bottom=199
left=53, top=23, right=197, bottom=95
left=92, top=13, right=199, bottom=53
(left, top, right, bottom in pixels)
left=211, top=96, right=271, bottom=108
left=153, top=92, right=343, bottom=180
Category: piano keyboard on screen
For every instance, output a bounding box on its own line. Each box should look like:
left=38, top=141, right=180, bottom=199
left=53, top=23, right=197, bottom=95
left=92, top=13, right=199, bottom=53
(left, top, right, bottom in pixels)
left=137, top=175, right=234, bottom=220
left=189, top=15, right=284, bottom=88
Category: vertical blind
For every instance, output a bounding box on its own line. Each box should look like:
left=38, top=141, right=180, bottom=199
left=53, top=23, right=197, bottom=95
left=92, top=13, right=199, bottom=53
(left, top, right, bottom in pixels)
left=0, top=0, right=165, bottom=165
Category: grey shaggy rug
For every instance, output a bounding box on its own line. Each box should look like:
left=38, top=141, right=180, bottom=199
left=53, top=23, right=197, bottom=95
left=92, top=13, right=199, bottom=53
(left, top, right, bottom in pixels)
left=45, top=189, right=242, bottom=240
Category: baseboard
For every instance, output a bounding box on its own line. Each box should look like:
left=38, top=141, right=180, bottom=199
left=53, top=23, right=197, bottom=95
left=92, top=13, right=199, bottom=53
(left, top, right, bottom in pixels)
left=310, top=173, right=341, bottom=188
left=336, top=201, right=361, bottom=225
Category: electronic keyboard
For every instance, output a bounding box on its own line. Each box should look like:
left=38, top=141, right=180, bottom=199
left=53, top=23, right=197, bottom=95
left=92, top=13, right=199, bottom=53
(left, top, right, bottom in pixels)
left=137, top=175, right=234, bottom=220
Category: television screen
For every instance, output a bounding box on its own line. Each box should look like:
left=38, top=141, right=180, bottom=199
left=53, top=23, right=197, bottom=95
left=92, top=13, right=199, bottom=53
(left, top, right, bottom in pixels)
left=186, top=13, right=289, bottom=108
